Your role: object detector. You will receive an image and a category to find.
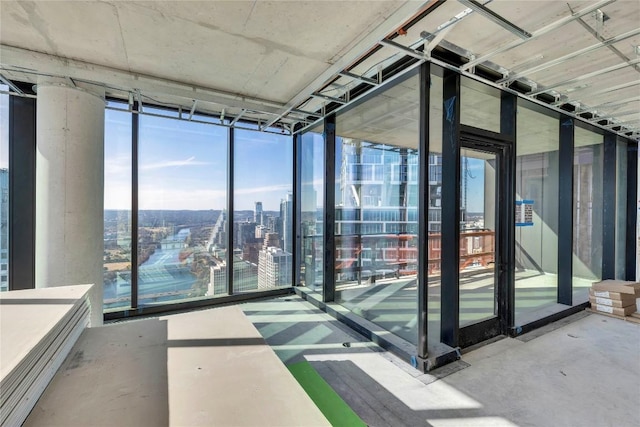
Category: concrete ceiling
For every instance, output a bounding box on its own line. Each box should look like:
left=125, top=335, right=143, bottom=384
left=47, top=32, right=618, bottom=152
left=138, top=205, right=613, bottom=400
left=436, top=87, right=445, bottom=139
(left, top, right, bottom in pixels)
left=0, top=0, right=639, bottom=139
left=0, top=0, right=430, bottom=127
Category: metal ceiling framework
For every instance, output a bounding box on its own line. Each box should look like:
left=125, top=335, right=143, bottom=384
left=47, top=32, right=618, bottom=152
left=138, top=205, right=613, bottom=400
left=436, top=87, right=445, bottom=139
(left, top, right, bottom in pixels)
left=289, top=0, right=639, bottom=140
left=0, top=0, right=638, bottom=140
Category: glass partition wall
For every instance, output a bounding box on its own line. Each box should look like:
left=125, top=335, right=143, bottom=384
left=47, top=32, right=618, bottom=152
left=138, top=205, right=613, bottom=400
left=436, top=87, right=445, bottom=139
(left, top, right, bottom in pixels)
left=94, top=63, right=637, bottom=354
left=572, top=126, right=604, bottom=304
left=334, top=73, right=420, bottom=345
left=293, top=65, right=636, bottom=362
left=514, top=102, right=560, bottom=324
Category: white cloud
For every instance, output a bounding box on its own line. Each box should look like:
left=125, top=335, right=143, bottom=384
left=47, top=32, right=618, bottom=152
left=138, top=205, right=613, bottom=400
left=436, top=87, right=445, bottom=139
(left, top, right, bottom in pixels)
left=234, top=183, right=291, bottom=195
left=140, top=156, right=211, bottom=170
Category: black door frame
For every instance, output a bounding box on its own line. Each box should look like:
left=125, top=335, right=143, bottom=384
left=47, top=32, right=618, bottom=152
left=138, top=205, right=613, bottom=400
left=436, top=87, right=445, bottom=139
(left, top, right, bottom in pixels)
left=442, top=124, right=515, bottom=349
left=458, top=128, right=514, bottom=348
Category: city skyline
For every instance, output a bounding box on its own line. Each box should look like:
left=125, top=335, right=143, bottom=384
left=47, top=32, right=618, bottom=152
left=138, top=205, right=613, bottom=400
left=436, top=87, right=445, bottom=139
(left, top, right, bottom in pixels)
left=104, top=107, right=293, bottom=212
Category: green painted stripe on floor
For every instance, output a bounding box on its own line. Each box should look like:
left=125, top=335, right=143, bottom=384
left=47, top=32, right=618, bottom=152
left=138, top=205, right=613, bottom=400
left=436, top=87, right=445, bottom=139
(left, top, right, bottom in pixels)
left=288, top=361, right=366, bottom=427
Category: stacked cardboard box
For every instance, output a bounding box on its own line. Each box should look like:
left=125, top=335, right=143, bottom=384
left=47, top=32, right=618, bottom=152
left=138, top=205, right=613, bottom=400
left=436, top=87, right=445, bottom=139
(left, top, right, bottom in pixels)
left=589, top=280, right=640, bottom=321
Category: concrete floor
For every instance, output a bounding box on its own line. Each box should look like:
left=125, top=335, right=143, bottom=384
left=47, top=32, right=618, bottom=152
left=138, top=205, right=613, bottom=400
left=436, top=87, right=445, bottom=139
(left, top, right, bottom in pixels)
left=243, top=296, right=640, bottom=427
left=330, top=270, right=594, bottom=345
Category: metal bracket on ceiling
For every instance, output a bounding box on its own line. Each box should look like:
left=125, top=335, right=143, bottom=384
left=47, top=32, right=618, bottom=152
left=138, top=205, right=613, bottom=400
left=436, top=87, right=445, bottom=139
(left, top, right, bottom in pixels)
left=577, top=95, right=640, bottom=114
left=0, top=73, right=23, bottom=94
left=338, top=71, right=379, bottom=87
left=379, top=39, right=429, bottom=60
left=219, top=108, right=225, bottom=123
left=460, top=0, right=616, bottom=72
left=564, top=81, right=640, bottom=108
left=603, top=119, right=640, bottom=129
left=290, top=108, right=321, bottom=119
left=498, top=28, right=640, bottom=86
left=457, top=0, right=531, bottom=39
left=528, top=58, right=640, bottom=96
left=587, top=109, right=639, bottom=122
left=229, top=109, right=246, bottom=127
left=135, top=91, right=143, bottom=112
left=188, top=100, right=198, bottom=121
left=421, top=25, right=456, bottom=56
left=311, top=93, right=347, bottom=104
left=568, top=4, right=640, bottom=74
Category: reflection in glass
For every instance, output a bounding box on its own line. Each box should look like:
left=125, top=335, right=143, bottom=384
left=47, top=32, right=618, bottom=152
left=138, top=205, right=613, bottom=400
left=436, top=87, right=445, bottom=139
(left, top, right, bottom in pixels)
left=103, top=106, right=132, bottom=309
left=573, top=127, right=603, bottom=304
left=0, top=85, right=7, bottom=292
left=460, top=77, right=501, bottom=133
left=300, top=127, right=324, bottom=293
left=334, top=74, right=419, bottom=345
left=615, top=140, right=627, bottom=279
left=138, top=115, right=228, bottom=305
left=428, top=72, right=443, bottom=342
left=233, top=129, right=293, bottom=293
left=515, top=104, right=559, bottom=323
left=459, top=149, right=497, bottom=327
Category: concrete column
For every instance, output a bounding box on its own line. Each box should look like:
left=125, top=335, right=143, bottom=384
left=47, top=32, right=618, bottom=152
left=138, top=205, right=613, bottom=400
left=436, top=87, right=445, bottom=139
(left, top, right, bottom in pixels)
left=36, top=78, right=105, bottom=326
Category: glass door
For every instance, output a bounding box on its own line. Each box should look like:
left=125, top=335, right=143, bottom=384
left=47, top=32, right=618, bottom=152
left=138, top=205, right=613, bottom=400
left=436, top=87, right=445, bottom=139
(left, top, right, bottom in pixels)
left=458, top=142, right=504, bottom=348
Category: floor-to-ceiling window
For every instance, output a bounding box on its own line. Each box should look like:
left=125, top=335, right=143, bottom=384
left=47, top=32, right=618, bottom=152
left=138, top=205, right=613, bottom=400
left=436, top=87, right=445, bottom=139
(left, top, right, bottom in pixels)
left=573, top=126, right=604, bottom=303
left=334, top=72, right=420, bottom=345
left=103, top=103, right=132, bottom=309
left=233, top=129, right=293, bottom=292
left=0, top=85, right=8, bottom=292
left=103, top=105, right=297, bottom=312
left=138, top=109, right=228, bottom=306
left=300, top=126, right=324, bottom=293
left=515, top=102, right=560, bottom=323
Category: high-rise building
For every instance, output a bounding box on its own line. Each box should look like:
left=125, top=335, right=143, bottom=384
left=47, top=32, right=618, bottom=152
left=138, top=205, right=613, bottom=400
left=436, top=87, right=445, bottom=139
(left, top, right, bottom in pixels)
left=209, top=256, right=258, bottom=296
left=254, top=201, right=263, bottom=226
left=280, top=192, right=293, bottom=254
left=335, top=140, right=419, bottom=281
left=208, top=210, right=227, bottom=252
left=235, top=220, right=257, bottom=248
left=257, top=247, right=292, bottom=289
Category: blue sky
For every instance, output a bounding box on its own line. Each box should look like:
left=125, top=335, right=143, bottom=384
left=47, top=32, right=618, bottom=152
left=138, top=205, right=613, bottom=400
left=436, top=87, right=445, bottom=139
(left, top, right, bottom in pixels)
left=104, top=108, right=292, bottom=211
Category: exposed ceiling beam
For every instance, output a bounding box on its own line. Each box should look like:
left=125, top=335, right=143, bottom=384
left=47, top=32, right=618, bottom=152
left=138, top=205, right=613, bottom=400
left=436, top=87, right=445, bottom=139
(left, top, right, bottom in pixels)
left=338, top=71, right=379, bottom=86
left=379, top=39, right=429, bottom=60
left=556, top=80, right=640, bottom=105
left=498, top=27, right=640, bottom=84
left=311, top=93, right=347, bottom=104
left=261, top=0, right=437, bottom=130
left=460, top=0, right=616, bottom=71
left=579, top=95, right=640, bottom=113
left=568, top=3, right=640, bottom=74
left=457, top=0, right=531, bottom=39
left=587, top=109, right=639, bottom=122
left=0, top=44, right=285, bottom=115
left=528, top=58, right=640, bottom=96
left=604, top=119, right=640, bottom=129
